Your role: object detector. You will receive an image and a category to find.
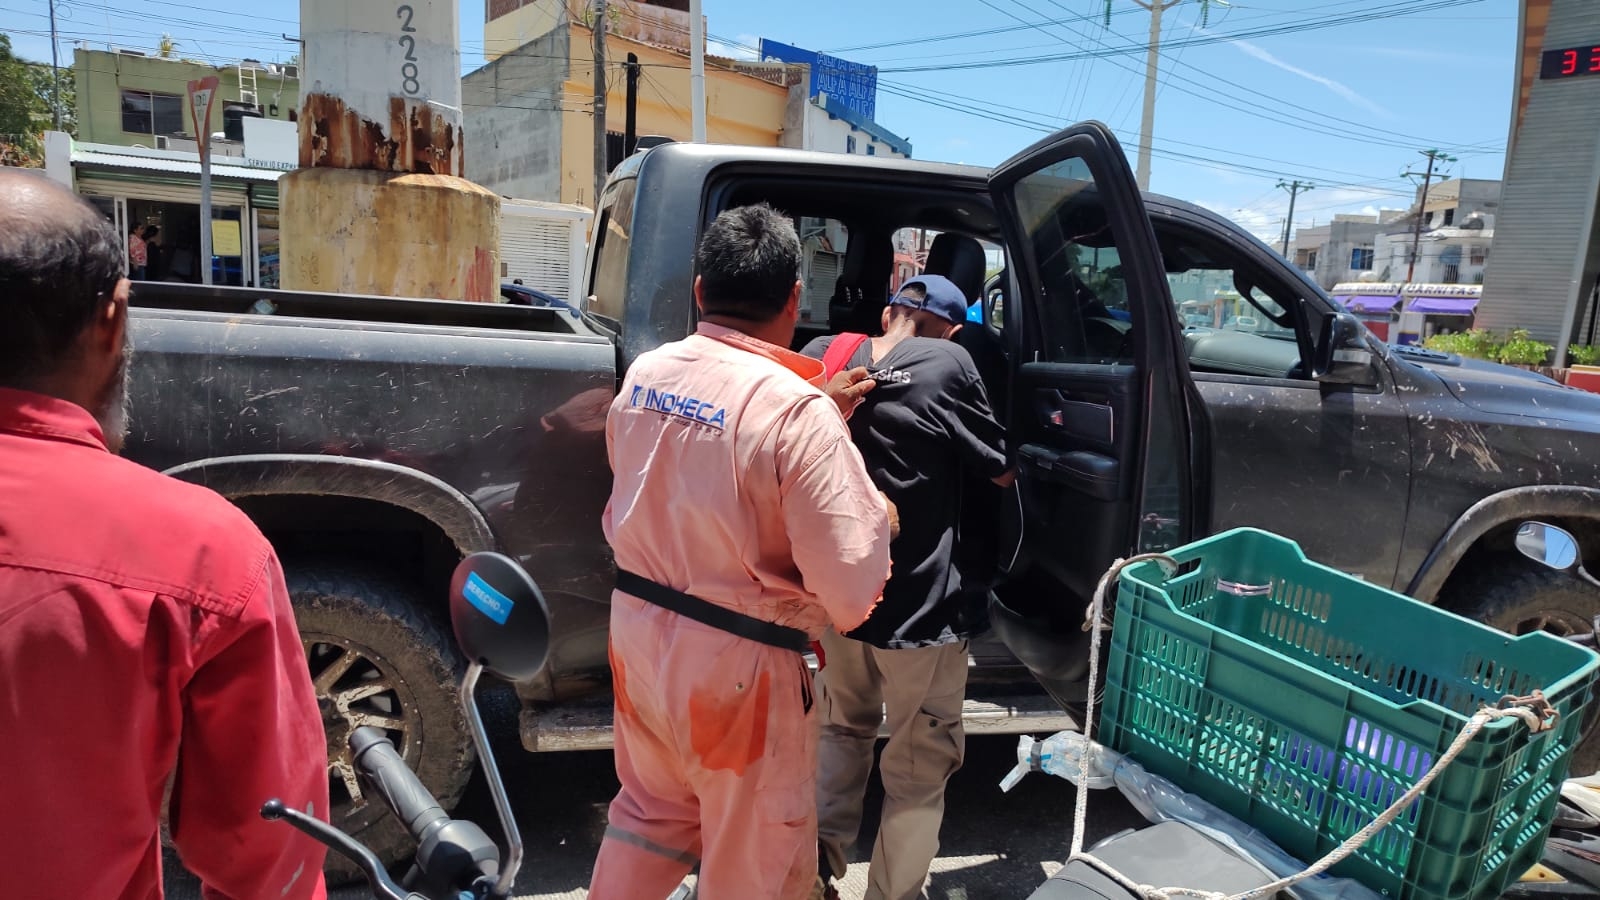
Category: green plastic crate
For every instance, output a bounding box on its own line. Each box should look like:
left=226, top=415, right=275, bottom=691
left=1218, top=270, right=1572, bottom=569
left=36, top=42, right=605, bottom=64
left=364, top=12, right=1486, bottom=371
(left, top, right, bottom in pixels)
left=1100, top=528, right=1600, bottom=900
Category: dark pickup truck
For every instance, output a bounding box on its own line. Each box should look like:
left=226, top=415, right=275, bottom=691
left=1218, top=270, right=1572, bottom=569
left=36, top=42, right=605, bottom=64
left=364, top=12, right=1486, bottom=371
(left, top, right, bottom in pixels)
left=127, top=123, right=1600, bottom=872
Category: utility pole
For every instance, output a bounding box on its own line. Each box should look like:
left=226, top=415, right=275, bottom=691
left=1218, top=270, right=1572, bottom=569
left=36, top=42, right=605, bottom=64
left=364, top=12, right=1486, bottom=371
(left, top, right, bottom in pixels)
left=624, top=52, right=639, bottom=156
left=1101, top=1, right=1216, bottom=190
left=689, top=0, right=706, bottom=142
left=1402, top=148, right=1457, bottom=284
left=1130, top=0, right=1179, bottom=191
left=1276, top=179, right=1313, bottom=257
left=47, top=0, right=61, bottom=129
left=591, top=0, right=607, bottom=209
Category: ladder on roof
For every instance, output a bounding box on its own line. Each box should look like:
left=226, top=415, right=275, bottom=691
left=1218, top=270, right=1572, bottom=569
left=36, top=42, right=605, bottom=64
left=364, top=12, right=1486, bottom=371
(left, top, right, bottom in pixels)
left=239, top=62, right=258, bottom=107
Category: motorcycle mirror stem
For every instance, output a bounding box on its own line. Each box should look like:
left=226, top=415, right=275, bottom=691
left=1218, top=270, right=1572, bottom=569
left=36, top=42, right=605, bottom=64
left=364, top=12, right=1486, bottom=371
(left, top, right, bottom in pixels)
left=460, top=661, right=523, bottom=898
left=260, top=800, right=418, bottom=900
left=1516, top=521, right=1600, bottom=590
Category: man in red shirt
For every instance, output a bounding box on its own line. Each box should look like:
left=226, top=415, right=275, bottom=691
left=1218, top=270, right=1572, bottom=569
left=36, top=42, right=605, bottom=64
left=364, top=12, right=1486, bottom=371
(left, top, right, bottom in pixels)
left=0, top=170, right=329, bottom=898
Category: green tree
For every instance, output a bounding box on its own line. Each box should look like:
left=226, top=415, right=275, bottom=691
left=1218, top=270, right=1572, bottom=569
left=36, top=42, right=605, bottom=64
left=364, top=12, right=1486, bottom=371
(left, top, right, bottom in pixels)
left=0, top=33, right=50, bottom=166
left=27, top=56, right=74, bottom=136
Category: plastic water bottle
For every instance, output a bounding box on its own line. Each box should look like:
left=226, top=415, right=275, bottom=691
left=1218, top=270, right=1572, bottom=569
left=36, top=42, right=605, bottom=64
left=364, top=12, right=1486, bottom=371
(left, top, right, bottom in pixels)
left=999, top=730, right=1118, bottom=792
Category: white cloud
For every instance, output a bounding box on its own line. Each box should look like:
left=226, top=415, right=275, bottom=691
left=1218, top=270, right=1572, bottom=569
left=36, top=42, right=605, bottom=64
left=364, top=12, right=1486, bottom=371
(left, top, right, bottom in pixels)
left=1198, top=186, right=1399, bottom=245
left=1230, top=39, right=1393, bottom=119
left=1200, top=202, right=1286, bottom=244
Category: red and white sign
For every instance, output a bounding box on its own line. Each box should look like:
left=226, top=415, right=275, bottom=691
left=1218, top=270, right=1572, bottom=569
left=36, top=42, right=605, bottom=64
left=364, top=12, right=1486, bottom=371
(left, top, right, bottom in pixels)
left=186, top=75, right=220, bottom=153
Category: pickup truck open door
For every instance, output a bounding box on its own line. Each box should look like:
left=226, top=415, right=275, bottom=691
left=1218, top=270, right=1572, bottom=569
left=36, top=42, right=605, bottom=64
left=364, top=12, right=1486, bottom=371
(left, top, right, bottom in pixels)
left=985, top=123, right=1204, bottom=693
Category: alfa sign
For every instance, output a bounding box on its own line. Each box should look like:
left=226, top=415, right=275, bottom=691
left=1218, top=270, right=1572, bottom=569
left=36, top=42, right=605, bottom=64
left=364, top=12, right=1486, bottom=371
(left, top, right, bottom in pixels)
left=758, top=39, right=877, bottom=121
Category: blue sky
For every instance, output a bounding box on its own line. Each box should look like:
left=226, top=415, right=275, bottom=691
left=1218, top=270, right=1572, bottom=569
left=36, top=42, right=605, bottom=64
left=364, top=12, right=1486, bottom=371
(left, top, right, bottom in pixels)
left=2, top=0, right=1516, bottom=240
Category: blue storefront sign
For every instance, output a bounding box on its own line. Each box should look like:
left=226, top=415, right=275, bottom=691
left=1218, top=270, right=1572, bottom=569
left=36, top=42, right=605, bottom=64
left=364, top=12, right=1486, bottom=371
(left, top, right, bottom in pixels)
left=758, top=38, right=878, bottom=121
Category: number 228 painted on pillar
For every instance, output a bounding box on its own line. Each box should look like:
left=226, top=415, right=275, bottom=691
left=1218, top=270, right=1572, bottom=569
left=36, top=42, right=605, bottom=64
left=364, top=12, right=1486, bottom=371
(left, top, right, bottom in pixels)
left=397, top=5, right=421, bottom=96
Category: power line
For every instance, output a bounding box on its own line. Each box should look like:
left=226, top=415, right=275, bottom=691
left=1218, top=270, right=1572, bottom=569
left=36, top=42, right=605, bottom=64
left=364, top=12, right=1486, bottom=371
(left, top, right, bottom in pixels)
left=821, top=0, right=1150, bottom=54
left=877, top=79, right=1439, bottom=192
left=873, top=80, right=1414, bottom=196
left=864, top=3, right=1501, bottom=161
left=874, top=0, right=1489, bottom=73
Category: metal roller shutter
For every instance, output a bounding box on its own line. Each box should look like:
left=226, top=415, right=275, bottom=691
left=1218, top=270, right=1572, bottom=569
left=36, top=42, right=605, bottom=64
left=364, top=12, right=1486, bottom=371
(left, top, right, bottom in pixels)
left=78, top=171, right=248, bottom=207
left=806, top=250, right=842, bottom=322
left=500, top=215, right=573, bottom=300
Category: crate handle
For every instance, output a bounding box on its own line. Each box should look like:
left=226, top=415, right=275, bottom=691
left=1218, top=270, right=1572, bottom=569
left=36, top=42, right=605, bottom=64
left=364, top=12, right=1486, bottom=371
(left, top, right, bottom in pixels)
left=1084, top=554, right=1181, bottom=633
left=1215, top=578, right=1273, bottom=597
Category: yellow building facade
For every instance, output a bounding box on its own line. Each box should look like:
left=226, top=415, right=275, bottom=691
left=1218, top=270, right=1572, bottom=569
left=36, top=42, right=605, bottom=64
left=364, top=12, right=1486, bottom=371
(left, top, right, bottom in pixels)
left=465, top=0, right=791, bottom=207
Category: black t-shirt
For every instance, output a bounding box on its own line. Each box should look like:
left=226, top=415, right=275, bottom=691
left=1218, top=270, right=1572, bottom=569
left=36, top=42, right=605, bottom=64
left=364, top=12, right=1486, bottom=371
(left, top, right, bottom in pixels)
left=801, top=334, right=1009, bottom=648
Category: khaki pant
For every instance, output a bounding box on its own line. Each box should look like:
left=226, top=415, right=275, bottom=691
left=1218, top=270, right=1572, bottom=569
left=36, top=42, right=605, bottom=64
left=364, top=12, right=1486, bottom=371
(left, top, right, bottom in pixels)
left=814, top=630, right=969, bottom=900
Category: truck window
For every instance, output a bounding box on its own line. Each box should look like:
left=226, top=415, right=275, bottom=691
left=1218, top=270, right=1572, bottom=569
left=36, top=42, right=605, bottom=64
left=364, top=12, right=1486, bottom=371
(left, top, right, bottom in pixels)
left=799, top=216, right=849, bottom=326
left=588, top=178, right=637, bottom=325
left=1162, top=228, right=1314, bottom=380
left=1009, top=158, right=1139, bottom=365
left=1017, top=200, right=1134, bottom=364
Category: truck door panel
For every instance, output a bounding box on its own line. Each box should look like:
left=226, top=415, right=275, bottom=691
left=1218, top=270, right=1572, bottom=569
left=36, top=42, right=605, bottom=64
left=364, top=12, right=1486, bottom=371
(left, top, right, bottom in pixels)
left=1157, top=221, right=1411, bottom=587
left=988, top=123, right=1197, bottom=604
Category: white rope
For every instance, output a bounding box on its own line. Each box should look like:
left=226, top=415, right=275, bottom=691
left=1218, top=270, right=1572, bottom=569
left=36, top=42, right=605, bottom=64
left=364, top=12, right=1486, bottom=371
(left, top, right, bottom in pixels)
left=1067, top=555, right=1557, bottom=900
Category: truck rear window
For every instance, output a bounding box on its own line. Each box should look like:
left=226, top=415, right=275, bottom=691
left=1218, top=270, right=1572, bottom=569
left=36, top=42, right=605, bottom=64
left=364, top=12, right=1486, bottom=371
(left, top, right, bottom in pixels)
left=588, top=178, right=637, bottom=325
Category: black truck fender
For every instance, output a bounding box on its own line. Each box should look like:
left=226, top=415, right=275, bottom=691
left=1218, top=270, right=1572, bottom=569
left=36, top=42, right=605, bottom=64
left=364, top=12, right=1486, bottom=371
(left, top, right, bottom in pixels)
left=1405, top=484, right=1600, bottom=604
left=163, top=453, right=498, bottom=556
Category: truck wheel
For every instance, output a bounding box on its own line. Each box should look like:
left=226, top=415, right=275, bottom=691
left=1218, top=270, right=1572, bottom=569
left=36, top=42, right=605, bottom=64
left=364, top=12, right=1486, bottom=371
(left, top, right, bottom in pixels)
left=1442, top=553, right=1600, bottom=775
left=287, top=563, right=474, bottom=884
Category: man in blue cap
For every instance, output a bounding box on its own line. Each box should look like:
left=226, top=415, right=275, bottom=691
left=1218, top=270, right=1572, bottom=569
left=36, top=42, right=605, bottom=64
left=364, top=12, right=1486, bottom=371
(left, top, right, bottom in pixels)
left=800, top=274, right=1014, bottom=900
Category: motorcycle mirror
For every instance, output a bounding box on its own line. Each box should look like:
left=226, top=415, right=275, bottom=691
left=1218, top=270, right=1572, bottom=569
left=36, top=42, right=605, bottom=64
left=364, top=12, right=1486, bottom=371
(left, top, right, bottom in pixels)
left=449, top=552, right=552, bottom=682
left=1516, top=521, right=1581, bottom=572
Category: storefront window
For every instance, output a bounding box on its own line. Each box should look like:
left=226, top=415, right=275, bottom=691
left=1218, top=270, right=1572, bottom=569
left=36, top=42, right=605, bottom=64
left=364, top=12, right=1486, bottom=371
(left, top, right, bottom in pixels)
left=257, top=210, right=281, bottom=288
left=125, top=199, right=246, bottom=286
left=210, top=208, right=246, bottom=286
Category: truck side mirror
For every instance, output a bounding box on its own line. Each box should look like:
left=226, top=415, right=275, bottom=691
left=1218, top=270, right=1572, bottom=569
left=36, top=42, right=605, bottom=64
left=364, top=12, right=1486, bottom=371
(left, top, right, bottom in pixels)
left=1312, top=312, right=1377, bottom=386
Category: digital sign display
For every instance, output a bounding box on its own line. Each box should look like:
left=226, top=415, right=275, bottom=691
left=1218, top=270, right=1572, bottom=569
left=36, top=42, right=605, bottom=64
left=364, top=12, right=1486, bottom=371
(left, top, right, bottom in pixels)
left=1540, top=43, right=1600, bottom=80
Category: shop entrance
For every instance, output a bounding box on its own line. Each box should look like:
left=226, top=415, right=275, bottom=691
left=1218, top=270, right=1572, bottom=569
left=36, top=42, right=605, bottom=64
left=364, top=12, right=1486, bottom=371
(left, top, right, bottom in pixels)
left=124, top=199, right=246, bottom=286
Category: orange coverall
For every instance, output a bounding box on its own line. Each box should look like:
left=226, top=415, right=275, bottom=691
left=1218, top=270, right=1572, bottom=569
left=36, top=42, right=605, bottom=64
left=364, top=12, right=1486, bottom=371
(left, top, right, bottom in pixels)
left=589, top=322, right=893, bottom=900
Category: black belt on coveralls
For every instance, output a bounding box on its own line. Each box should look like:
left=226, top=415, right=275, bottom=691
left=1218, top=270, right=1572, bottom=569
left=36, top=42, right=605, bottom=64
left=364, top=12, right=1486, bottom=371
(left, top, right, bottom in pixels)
left=615, top=569, right=810, bottom=653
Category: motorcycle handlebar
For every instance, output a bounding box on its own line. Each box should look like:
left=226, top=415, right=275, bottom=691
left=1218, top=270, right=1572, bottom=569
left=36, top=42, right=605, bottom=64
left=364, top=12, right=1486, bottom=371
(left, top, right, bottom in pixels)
left=349, top=727, right=449, bottom=842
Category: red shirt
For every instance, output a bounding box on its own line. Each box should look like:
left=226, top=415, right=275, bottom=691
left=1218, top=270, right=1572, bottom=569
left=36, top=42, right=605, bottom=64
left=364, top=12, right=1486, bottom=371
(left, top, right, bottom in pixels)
left=0, top=388, right=329, bottom=899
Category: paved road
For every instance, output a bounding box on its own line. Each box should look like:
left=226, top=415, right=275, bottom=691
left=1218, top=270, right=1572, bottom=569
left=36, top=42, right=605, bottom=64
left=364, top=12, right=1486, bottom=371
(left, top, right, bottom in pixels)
left=167, top=693, right=1144, bottom=900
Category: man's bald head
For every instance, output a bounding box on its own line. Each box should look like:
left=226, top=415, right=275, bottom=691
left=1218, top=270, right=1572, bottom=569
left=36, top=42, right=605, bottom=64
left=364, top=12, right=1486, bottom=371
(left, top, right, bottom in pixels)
left=0, top=169, right=125, bottom=382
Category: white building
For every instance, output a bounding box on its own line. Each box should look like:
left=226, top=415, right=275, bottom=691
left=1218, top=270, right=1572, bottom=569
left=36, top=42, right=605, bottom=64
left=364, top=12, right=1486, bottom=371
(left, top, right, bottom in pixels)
left=1289, top=213, right=1398, bottom=290
left=788, top=92, right=911, bottom=158
left=1373, top=214, right=1495, bottom=286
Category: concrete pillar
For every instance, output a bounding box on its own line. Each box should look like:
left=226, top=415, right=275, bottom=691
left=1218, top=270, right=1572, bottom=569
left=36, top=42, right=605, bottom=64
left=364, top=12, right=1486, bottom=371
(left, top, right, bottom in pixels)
left=280, top=0, right=500, bottom=301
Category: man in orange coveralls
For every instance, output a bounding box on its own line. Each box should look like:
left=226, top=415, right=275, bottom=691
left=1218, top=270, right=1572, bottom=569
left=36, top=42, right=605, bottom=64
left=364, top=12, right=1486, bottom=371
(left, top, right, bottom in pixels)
left=589, top=203, right=895, bottom=900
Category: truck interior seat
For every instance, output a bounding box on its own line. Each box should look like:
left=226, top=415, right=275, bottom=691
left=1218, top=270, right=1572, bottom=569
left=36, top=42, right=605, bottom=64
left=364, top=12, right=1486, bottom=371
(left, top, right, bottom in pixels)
left=828, top=230, right=895, bottom=337
left=923, top=233, right=987, bottom=305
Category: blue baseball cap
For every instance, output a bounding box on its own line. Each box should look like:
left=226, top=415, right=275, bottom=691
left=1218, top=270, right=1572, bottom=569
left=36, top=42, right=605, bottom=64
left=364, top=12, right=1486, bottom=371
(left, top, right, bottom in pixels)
left=890, top=274, right=969, bottom=325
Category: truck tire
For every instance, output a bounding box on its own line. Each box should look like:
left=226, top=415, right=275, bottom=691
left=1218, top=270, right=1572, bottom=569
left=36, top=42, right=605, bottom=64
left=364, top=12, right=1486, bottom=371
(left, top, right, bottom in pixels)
left=286, top=562, right=474, bottom=884
left=1441, top=553, right=1600, bottom=775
